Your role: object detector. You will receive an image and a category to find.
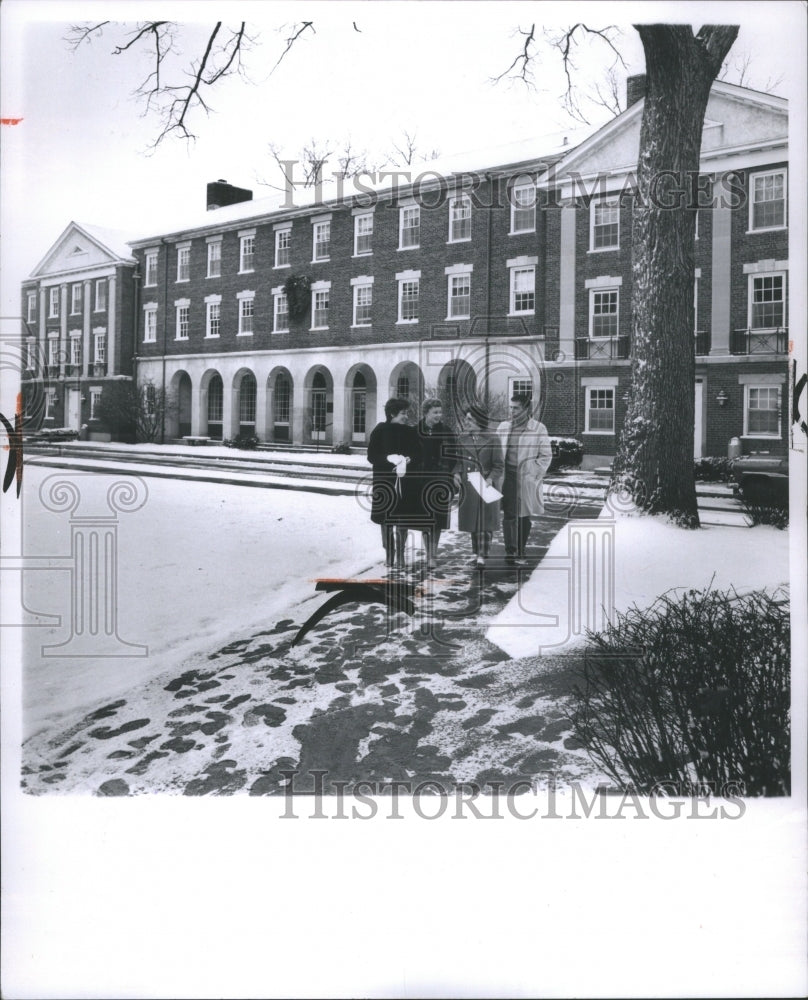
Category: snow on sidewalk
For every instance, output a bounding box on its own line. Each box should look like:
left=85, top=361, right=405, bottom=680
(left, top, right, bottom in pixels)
left=486, top=504, right=789, bottom=659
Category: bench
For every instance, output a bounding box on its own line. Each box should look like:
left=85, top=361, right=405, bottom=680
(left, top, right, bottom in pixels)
left=182, top=436, right=211, bottom=446
left=291, top=577, right=419, bottom=646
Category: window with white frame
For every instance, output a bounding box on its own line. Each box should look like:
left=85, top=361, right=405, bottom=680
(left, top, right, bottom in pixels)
left=48, top=287, right=59, bottom=318
left=586, top=386, right=615, bottom=433
left=205, top=298, right=221, bottom=338
left=71, top=284, right=82, bottom=314
left=175, top=301, right=190, bottom=340
left=143, top=305, right=157, bottom=343
left=590, top=288, right=619, bottom=338
left=69, top=335, right=82, bottom=367
left=275, top=228, right=291, bottom=267
left=208, top=377, right=223, bottom=423
left=744, top=384, right=781, bottom=437
left=89, top=388, right=102, bottom=420
left=207, top=239, right=222, bottom=278
left=509, top=378, right=534, bottom=406
left=449, top=195, right=471, bottom=242
left=510, top=182, right=536, bottom=233
left=45, top=387, right=57, bottom=420
left=177, top=245, right=190, bottom=282
left=354, top=213, right=373, bottom=255
left=145, top=384, right=156, bottom=417
left=26, top=292, right=36, bottom=323
left=48, top=337, right=59, bottom=367
left=312, top=220, right=331, bottom=261
left=238, top=293, right=254, bottom=335
left=274, top=375, right=291, bottom=424
left=591, top=199, right=620, bottom=250
left=750, top=169, right=786, bottom=231
left=399, top=205, right=420, bottom=249
left=510, top=265, right=536, bottom=314
left=26, top=338, right=36, bottom=370
left=749, top=273, right=786, bottom=329
left=272, top=288, right=289, bottom=333
left=352, top=282, right=373, bottom=326
left=94, top=331, right=106, bottom=363
left=239, top=233, right=255, bottom=272
left=311, top=285, right=330, bottom=329
left=95, top=279, right=107, bottom=312
left=397, top=273, right=420, bottom=323
left=447, top=273, right=471, bottom=319
left=239, top=376, right=257, bottom=425
left=145, top=251, right=158, bottom=286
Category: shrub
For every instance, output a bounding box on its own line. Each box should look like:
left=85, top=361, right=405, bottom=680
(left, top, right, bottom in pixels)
left=694, top=456, right=733, bottom=482
left=569, top=586, right=790, bottom=796
left=224, top=432, right=259, bottom=450
left=331, top=442, right=352, bottom=454
left=283, top=275, right=311, bottom=321
left=741, top=501, right=789, bottom=529
left=549, top=436, right=584, bottom=471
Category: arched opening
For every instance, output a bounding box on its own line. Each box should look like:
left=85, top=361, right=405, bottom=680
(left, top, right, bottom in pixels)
left=206, top=373, right=224, bottom=440
left=345, top=363, right=377, bottom=444
left=270, top=370, right=293, bottom=443
left=389, top=362, right=424, bottom=410
left=438, top=358, right=478, bottom=431
left=237, top=371, right=257, bottom=437
left=304, top=366, right=333, bottom=445
left=167, top=370, right=192, bottom=438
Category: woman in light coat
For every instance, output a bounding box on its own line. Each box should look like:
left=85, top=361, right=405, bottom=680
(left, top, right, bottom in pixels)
left=453, top=406, right=504, bottom=567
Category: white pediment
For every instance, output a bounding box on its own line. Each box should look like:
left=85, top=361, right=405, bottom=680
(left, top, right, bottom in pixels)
left=30, top=222, right=132, bottom=279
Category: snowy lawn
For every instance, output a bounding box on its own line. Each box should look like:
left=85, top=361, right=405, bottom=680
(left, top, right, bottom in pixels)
left=486, top=502, right=789, bottom=659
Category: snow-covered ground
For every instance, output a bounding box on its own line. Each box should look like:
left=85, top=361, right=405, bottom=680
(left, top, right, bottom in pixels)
left=19, top=466, right=386, bottom=739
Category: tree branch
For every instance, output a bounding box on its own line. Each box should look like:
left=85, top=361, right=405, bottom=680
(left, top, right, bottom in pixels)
left=491, top=24, right=537, bottom=87
left=270, top=21, right=315, bottom=76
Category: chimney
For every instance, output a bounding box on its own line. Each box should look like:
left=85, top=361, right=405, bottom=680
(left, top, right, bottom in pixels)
left=206, top=179, right=253, bottom=211
left=626, top=74, right=646, bottom=109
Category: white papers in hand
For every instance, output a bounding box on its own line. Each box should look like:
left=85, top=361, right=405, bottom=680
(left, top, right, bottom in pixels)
left=387, top=453, right=408, bottom=477
left=467, top=471, right=502, bottom=503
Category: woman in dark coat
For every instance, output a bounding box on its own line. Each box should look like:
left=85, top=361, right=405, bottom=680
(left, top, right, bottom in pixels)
left=453, top=405, right=504, bottom=567
left=416, top=398, right=458, bottom=570
left=367, top=397, right=422, bottom=570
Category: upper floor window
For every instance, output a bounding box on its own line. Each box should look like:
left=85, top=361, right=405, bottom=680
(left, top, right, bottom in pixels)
left=94, top=331, right=106, bottom=363
left=239, top=234, right=255, bottom=272
left=510, top=183, right=536, bottom=233
left=354, top=213, right=373, bottom=256
left=750, top=169, right=787, bottom=231
left=313, top=220, right=331, bottom=261
left=275, top=228, right=291, bottom=267
left=48, top=337, right=59, bottom=367
left=48, top=287, right=59, bottom=318
left=207, top=240, right=222, bottom=278
left=399, top=205, right=420, bottom=249
left=143, top=305, right=157, bottom=343
left=176, top=245, right=190, bottom=282
left=447, top=272, right=471, bottom=319
left=449, top=196, right=471, bottom=242
left=175, top=301, right=190, bottom=340
left=71, top=284, right=82, bottom=314
left=591, top=199, right=620, bottom=250
left=272, top=290, right=289, bottom=333
left=95, top=279, right=107, bottom=312
left=590, top=288, right=619, bottom=338
left=311, top=285, right=330, bottom=329
left=352, top=282, right=373, bottom=327
left=397, top=272, right=420, bottom=323
left=744, top=384, right=782, bottom=437
left=145, top=251, right=158, bottom=286
left=26, top=292, right=36, bottom=324
left=205, top=297, right=221, bottom=339
left=510, top=265, right=536, bottom=315
left=749, top=273, right=786, bottom=330
left=70, top=335, right=82, bottom=367
left=238, top=292, right=254, bottom=335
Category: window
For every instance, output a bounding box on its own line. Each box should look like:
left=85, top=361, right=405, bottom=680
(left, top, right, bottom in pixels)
left=26, top=292, right=36, bottom=323
left=71, top=284, right=82, bottom=314
left=206, top=300, right=221, bottom=338
left=449, top=196, right=471, bottom=242
left=239, top=375, right=257, bottom=425
left=144, top=306, right=157, bottom=343
left=353, top=283, right=373, bottom=326
left=208, top=376, right=224, bottom=424
left=744, top=385, right=781, bottom=437
left=238, top=294, right=254, bottom=335
left=397, top=275, right=420, bottom=323
left=274, top=375, right=291, bottom=424
left=591, top=199, right=620, bottom=250
left=352, top=371, right=367, bottom=440
left=586, top=387, right=615, bottom=433
left=207, top=240, right=222, bottom=278
left=94, top=332, right=106, bottom=363
left=750, top=170, right=786, bottom=231
left=590, top=289, right=619, bottom=338
left=311, top=371, right=327, bottom=439
left=145, top=251, right=158, bottom=286
left=175, top=303, right=190, bottom=340
left=89, top=388, right=102, bottom=420
left=399, top=205, right=420, bottom=248
left=396, top=374, right=410, bottom=399
left=239, top=234, right=255, bottom=272
left=275, top=228, right=291, bottom=267
left=26, top=339, right=36, bottom=370
left=273, top=290, right=289, bottom=333
left=45, top=387, right=57, bottom=420
left=509, top=378, right=534, bottom=406
left=313, top=221, right=331, bottom=261
left=145, top=384, right=156, bottom=417
left=312, top=288, right=330, bottom=329
left=510, top=183, right=536, bottom=233
left=448, top=273, right=471, bottom=318
left=354, top=213, right=373, bottom=255
left=510, top=266, right=535, bottom=314
left=48, top=338, right=59, bottom=367
left=750, top=273, right=785, bottom=329
left=70, top=336, right=82, bottom=367
left=48, top=287, right=59, bottom=318
left=95, top=279, right=107, bottom=312
left=177, top=245, right=190, bottom=282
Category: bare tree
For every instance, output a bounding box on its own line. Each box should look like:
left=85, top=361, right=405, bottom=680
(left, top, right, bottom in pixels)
left=720, top=48, right=784, bottom=93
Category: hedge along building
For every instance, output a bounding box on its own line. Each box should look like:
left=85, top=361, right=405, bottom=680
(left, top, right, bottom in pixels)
left=20, top=223, right=139, bottom=438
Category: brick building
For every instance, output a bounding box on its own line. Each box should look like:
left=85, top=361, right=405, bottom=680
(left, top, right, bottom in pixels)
left=25, top=78, right=789, bottom=463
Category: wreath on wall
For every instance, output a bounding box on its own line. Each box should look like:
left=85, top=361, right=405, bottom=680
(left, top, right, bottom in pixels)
left=283, top=274, right=311, bottom=321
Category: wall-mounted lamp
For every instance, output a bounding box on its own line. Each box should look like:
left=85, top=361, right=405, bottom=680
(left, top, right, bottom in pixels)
left=716, top=389, right=729, bottom=407
left=621, top=389, right=631, bottom=403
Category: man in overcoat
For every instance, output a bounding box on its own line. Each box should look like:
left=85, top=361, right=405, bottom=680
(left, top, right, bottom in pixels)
left=496, top=394, right=552, bottom=566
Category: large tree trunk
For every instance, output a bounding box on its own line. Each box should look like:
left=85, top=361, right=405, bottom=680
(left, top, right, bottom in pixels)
left=610, top=25, right=738, bottom=527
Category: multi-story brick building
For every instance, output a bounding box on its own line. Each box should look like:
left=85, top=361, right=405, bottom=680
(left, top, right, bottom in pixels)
left=25, top=78, right=789, bottom=464
left=20, top=222, right=138, bottom=438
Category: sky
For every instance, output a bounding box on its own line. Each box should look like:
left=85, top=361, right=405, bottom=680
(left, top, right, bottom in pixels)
left=1, top=0, right=804, bottom=320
